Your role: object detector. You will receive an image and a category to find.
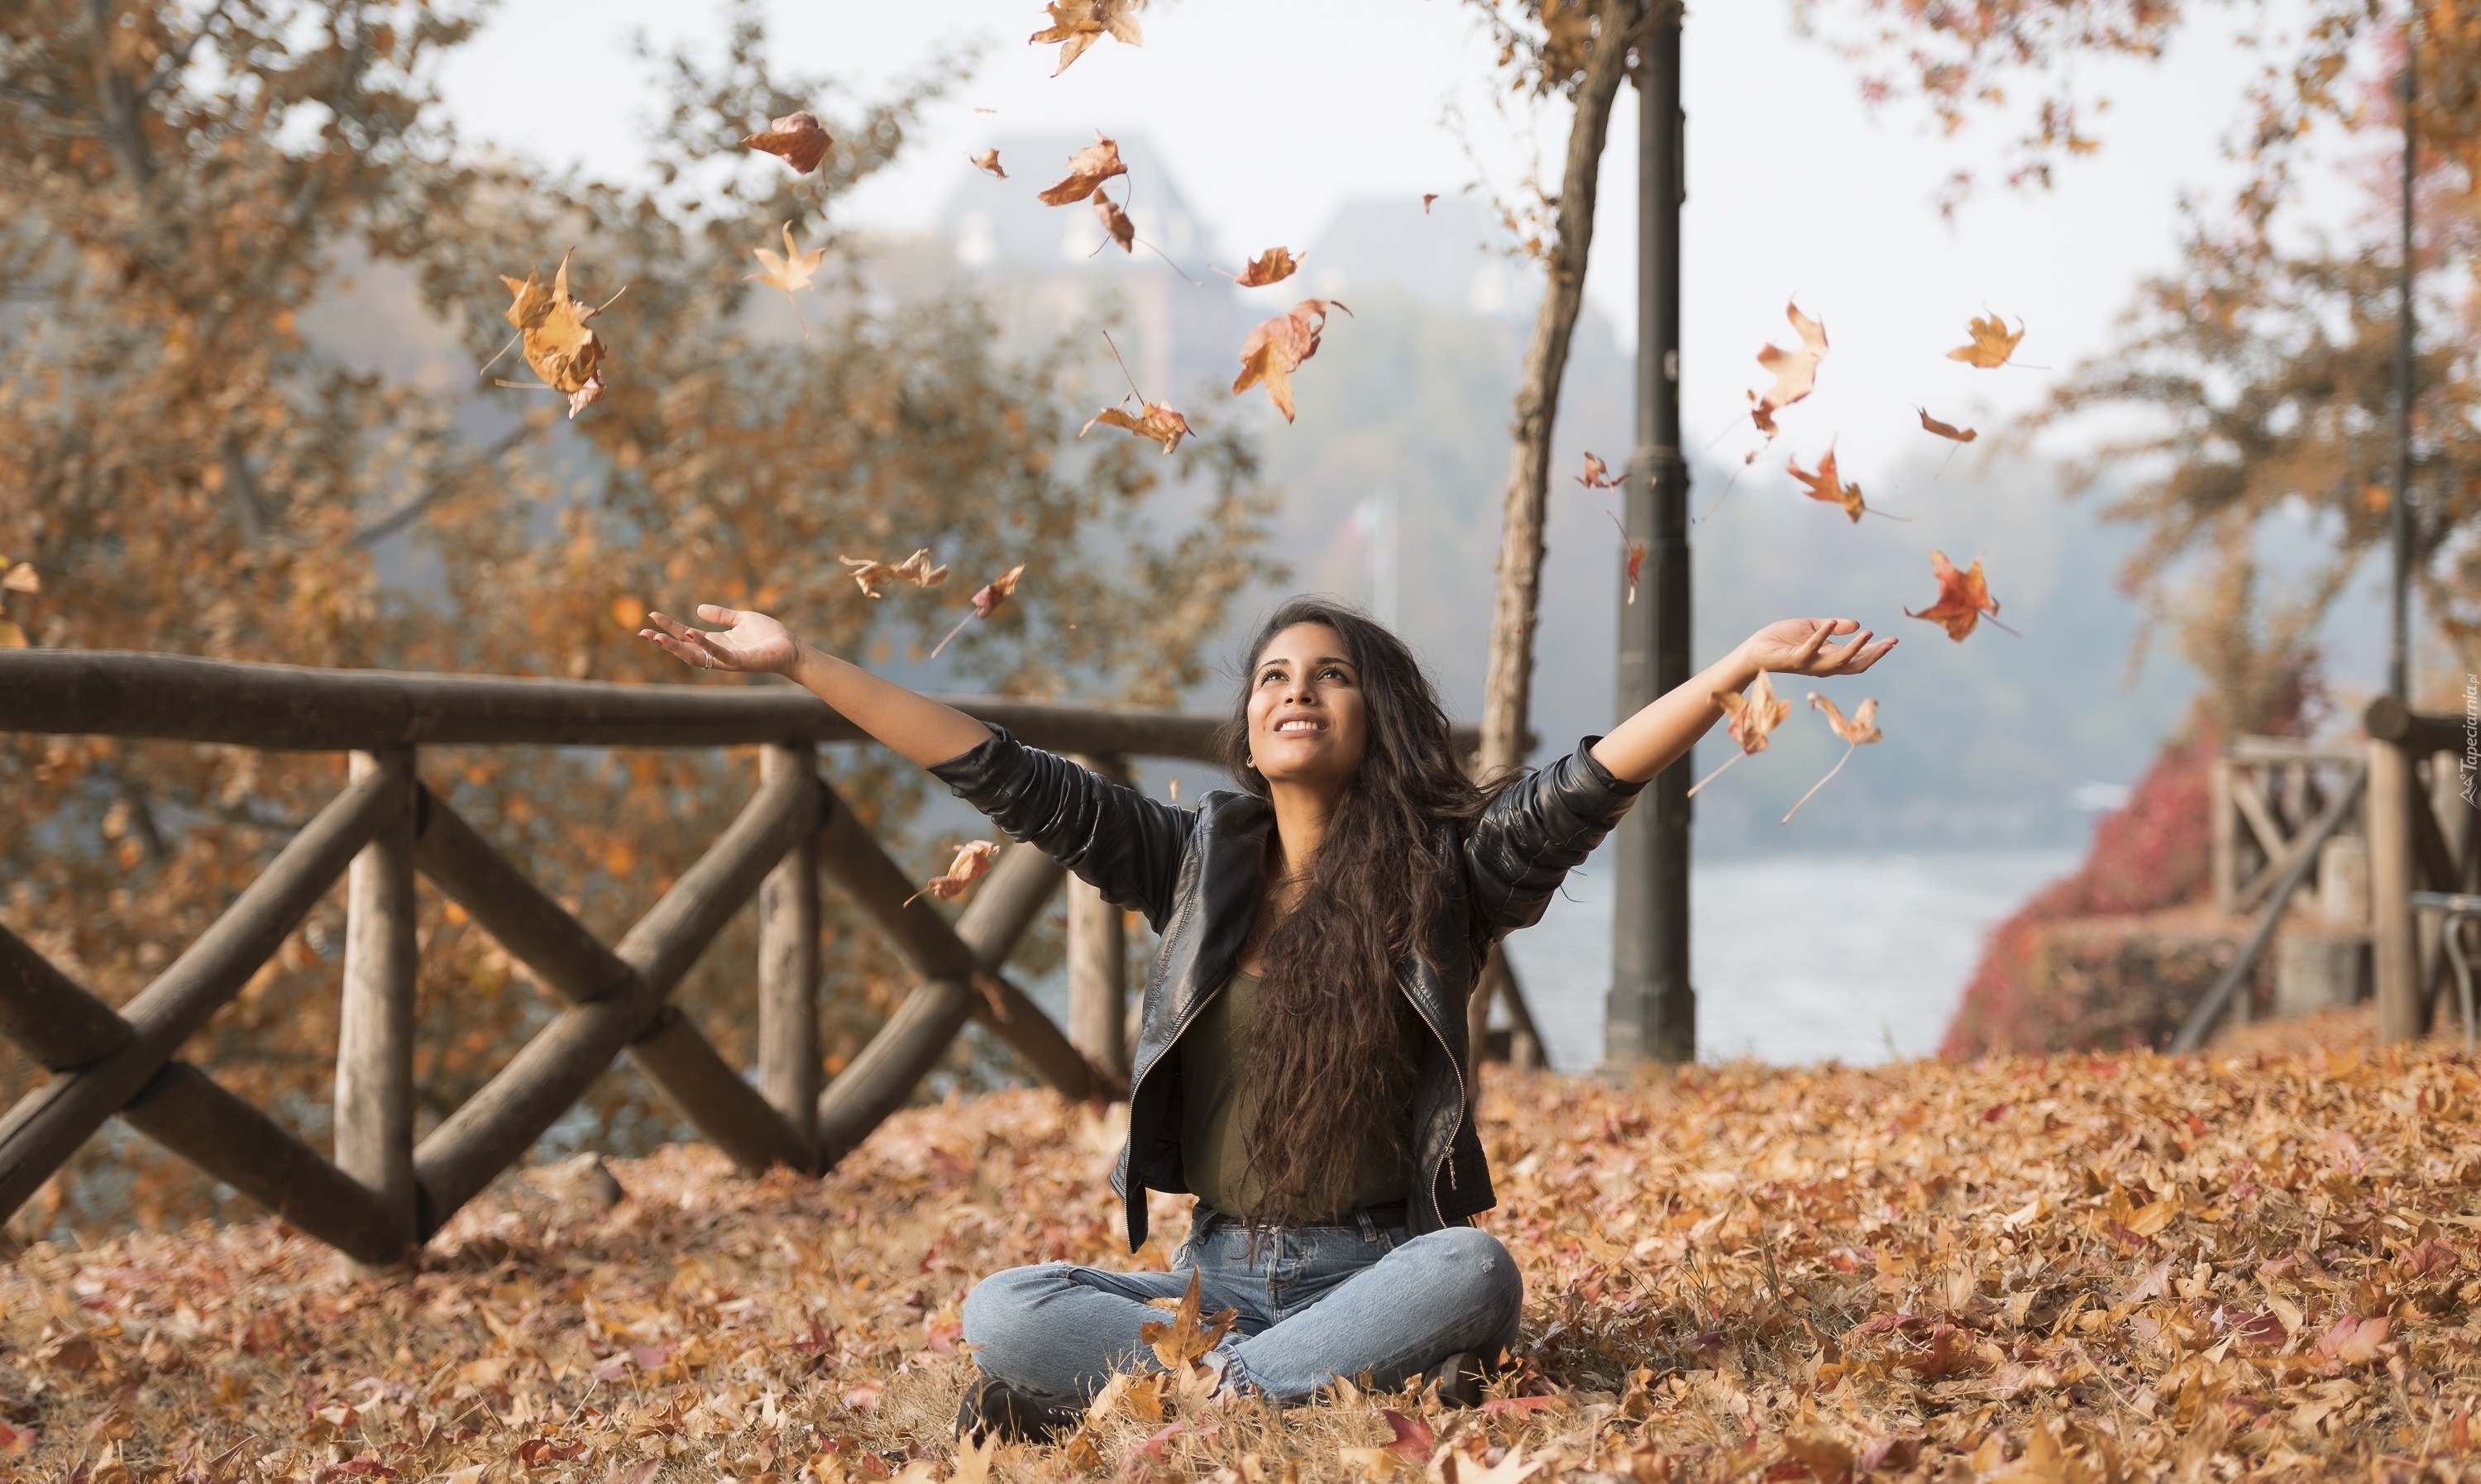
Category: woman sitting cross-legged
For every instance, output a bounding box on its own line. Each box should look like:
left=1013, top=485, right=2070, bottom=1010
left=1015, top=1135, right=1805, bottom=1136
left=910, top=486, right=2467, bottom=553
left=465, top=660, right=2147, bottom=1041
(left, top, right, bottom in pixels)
left=639, top=595, right=1893, bottom=1439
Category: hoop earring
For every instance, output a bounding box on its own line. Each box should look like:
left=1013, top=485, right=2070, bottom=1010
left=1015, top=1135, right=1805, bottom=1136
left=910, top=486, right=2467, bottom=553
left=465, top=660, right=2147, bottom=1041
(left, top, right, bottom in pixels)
left=1244, top=755, right=1255, bottom=771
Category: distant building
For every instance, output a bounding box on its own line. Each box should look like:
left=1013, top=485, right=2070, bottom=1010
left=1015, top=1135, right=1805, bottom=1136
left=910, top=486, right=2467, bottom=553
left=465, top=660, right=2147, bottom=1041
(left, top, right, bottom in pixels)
left=1300, top=194, right=1532, bottom=320
left=936, top=132, right=1234, bottom=400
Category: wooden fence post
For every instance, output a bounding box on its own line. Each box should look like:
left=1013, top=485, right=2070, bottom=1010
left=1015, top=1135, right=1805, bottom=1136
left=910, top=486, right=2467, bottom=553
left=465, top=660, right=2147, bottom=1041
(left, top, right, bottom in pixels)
left=336, top=748, right=419, bottom=1262
left=1067, top=754, right=1129, bottom=1083
left=2371, top=738, right=2421, bottom=1045
left=2210, top=753, right=2236, bottom=915
left=758, top=744, right=821, bottom=1167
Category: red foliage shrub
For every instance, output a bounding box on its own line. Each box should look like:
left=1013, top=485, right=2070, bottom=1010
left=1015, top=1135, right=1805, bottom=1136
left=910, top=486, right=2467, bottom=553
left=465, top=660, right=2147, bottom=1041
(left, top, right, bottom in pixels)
left=1941, top=723, right=2220, bottom=1057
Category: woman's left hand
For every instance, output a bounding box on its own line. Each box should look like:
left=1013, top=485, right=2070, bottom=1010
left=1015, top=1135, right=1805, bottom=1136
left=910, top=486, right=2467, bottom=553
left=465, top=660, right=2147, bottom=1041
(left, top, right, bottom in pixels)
left=1737, top=618, right=1896, bottom=678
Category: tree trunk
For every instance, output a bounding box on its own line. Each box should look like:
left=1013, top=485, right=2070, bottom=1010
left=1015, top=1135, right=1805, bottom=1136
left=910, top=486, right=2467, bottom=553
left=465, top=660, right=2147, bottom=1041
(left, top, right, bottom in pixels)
left=1478, top=0, right=1643, bottom=780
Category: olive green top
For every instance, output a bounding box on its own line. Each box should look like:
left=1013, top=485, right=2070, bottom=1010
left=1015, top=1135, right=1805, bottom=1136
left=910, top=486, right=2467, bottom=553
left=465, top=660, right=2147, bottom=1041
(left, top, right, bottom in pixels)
left=1178, top=969, right=1415, bottom=1222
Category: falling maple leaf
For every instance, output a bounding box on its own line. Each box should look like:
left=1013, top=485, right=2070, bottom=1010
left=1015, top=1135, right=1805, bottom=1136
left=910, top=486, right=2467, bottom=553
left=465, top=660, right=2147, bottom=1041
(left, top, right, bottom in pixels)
left=1747, top=300, right=1827, bottom=438
left=1576, top=451, right=1621, bottom=489
left=740, top=111, right=832, bottom=175
left=902, top=841, right=1001, bottom=909
left=1422, top=193, right=1441, bottom=212
left=1138, top=1269, right=1240, bottom=1370
left=1782, top=693, right=1882, bottom=824
left=838, top=550, right=949, bottom=599
left=930, top=563, right=1030, bottom=658
left=1083, top=329, right=1191, bottom=452
left=498, top=251, right=609, bottom=418
left=1604, top=512, right=1645, bottom=604
left=1905, top=549, right=2019, bottom=641
left=1948, top=313, right=2024, bottom=368
left=1689, top=673, right=1789, bottom=798
left=746, top=222, right=826, bottom=340
left=968, top=148, right=1006, bottom=179
left=1038, top=132, right=1127, bottom=205
left=1092, top=191, right=1135, bottom=253
left=1231, top=247, right=1303, bottom=288
left=973, top=563, right=1027, bottom=618
left=1083, top=402, right=1193, bottom=454
left=1917, top=408, right=1977, bottom=443
left=1788, top=446, right=1866, bottom=523
left=1030, top=0, right=1143, bottom=75
left=1232, top=298, right=1350, bottom=422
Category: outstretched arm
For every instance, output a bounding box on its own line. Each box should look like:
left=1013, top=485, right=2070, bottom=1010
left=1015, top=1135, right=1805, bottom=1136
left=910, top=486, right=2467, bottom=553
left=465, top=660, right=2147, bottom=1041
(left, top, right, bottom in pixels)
left=639, top=605, right=990, bottom=766
left=1588, top=618, right=1895, bottom=784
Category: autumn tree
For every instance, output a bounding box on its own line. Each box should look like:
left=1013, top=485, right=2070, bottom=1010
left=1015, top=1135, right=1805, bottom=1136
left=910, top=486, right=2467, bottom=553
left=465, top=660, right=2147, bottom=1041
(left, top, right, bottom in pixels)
left=0, top=1, right=1275, bottom=1238
left=1468, top=0, right=1662, bottom=780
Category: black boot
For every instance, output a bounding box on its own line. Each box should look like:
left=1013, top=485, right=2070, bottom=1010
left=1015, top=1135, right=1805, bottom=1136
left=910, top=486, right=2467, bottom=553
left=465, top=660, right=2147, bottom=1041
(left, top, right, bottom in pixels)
left=955, top=1374, right=1086, bottom=1443
left=1423, top=1350, right=1499, bottom=1410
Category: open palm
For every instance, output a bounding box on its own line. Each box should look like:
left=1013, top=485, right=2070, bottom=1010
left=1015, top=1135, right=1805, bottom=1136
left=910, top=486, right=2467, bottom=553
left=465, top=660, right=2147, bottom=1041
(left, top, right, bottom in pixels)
left=638, top=605, right=801, bottom=675
left=1743, top=618, right=1895, bottom=678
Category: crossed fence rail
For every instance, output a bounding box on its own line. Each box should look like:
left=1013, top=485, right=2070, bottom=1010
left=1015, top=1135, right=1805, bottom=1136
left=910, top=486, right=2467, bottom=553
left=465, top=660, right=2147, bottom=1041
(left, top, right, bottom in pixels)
left=0, top=650, right=1522, bottom=1267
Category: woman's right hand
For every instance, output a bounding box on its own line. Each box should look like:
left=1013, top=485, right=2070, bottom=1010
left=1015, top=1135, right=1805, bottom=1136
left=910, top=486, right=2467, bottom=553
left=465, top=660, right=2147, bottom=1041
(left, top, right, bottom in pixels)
left=639, top=604, right=802, bottom=675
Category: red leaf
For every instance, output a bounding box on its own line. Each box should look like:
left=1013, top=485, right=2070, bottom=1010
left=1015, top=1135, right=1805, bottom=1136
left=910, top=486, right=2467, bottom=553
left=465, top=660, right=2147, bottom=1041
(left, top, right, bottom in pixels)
left=1382, top=1407, right=1436, bottom=1464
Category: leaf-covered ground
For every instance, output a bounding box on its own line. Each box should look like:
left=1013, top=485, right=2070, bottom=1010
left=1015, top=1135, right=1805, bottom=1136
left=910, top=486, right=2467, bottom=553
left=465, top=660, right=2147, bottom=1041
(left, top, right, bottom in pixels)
left=7, top=1012, right=2479, bottom=1483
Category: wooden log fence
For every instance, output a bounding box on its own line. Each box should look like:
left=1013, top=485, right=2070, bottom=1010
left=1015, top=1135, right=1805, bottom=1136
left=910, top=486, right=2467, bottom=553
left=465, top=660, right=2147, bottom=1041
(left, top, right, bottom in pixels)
left=0, top=650, right=1532, bottom=1264
left=2365, top=695, right=2481, bottom=1044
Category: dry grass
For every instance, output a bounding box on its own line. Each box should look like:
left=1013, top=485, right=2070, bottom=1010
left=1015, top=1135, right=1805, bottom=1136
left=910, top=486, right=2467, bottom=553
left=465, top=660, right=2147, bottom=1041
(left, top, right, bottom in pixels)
left=7, top=1025, right=2481, bottom=1483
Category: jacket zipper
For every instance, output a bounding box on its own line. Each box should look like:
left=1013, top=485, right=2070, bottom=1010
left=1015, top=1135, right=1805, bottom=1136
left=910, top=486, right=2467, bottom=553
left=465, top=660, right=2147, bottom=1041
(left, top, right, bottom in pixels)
left=1398, top=977, right=1468, bottom=1210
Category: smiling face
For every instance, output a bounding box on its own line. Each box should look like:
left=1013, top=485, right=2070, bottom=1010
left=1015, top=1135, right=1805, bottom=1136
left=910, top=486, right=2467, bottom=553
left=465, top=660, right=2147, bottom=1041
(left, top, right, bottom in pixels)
left=1245, top=622, right=1369, bottom=794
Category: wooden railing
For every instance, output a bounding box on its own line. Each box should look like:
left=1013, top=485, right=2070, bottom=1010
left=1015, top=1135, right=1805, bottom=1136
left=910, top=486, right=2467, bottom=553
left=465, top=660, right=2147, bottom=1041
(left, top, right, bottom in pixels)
left=2364, top=695, right=2480, bottom=1044
left=2, top=651, right=1537, bottom=1262
left=0, top=650, right=1251, bottom=1266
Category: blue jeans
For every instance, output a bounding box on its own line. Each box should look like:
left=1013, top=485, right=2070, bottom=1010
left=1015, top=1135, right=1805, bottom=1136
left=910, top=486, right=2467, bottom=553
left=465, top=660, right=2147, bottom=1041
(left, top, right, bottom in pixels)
left=959, top=1209, right=1523, bottom=1405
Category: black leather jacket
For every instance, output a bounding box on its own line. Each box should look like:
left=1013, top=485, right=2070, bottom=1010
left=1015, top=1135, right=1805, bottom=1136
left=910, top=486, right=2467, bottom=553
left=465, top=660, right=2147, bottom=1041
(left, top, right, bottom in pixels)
left=930, top=726, right=1644, bottom=1249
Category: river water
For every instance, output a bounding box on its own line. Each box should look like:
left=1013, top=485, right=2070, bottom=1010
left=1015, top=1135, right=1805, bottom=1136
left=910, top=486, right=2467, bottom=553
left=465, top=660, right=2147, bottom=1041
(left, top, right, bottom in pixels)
left=1498, top=848, right=2079, bottom=1068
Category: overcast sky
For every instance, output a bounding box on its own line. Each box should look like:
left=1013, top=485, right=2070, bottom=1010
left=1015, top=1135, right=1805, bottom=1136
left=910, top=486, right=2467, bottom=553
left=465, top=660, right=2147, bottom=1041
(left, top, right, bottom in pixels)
left=433, top=1, right=2366, bottom=483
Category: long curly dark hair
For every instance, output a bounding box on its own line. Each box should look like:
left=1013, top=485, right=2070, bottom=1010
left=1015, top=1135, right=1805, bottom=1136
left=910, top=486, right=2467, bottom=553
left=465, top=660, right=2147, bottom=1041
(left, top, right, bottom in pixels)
left=1216, top=598, right=1494, bottom=1224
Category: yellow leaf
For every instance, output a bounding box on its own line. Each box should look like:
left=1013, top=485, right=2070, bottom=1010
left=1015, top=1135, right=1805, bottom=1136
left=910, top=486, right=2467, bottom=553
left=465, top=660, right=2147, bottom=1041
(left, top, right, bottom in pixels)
left=1947, top=313, right=2024, bottom=368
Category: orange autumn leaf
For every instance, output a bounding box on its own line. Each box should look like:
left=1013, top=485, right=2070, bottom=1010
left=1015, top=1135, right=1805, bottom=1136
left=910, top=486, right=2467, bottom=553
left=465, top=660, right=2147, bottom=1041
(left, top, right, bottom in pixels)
left=1788, top=445, right=1867, bottom=523
left=1719, top=672, right=1790, bottom=753
left=740, top=111, right=831, bottom=175
left=1810, top=693, right=1881, bottom=747
left=1905, top=550, right=2017, bottom=641
left=1948, top=313, right=2024, bottom=369
left=1422, top=193, right=1441, bottom=212
left=902, top=841, right=1001, bottom=909
left=1690, top=673, right=1790, bottom=798
left=1917, top=408, right=1977, bottom=442
left=2, top=561, right=38, bottom=594
left=1604, top=512, right=1645, bottom=604
left=0, top=620, right=25, bottom=650
left=838, top=549, right=949, bottom=599
left=1038, top=132, right=1126, bottom=206
left=746, top=222, right=826, bottom=340
left=2315, top=1314, right=2389, bottom=1367
left=1082, top=400, right=1193, bottom=454
left=1783, top=694, right=1882, bottom=824
left=1748, top=300, right=1828, bottom=437
left=1232, top=298, right=1350, bottom=422
left=1030, top=0, right=1142, bottom=76
left=973, top=562, right=1027, bottom=618
left=969, top=148, right=1006, bottom=179
left=1092, top=191, right=1135, bottom=253
left=1576, top=451, right=1620, bottom=489
left=498, top=250, right=609, bottom=418
left=930, top=563, right=1030, bottom=658
left=1138, top=1270, right=1239, bottom=1369
left=1231, top=247, right=1302, bottom=288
